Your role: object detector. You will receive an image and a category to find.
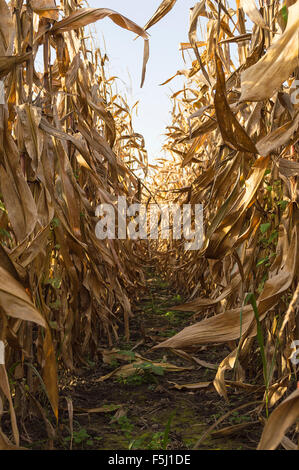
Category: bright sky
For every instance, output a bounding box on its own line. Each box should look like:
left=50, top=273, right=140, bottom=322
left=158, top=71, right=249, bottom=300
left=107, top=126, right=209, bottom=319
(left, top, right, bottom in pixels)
left=87, top=0, right=198, bottom=162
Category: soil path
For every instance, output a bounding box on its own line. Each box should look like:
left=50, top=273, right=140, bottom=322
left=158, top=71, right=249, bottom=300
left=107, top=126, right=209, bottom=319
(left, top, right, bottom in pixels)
left=20, top=272, right=262, bottom=450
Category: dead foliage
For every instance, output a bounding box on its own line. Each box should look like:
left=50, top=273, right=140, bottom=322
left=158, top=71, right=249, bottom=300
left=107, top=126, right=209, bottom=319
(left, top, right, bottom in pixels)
left=0, top=0, right=149, bottom=446
left=147, top=0, right=299, bottom=450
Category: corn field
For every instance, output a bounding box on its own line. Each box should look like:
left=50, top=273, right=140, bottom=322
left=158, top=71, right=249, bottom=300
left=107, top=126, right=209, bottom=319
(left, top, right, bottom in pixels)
left=0, top=0, right=298, bottom=451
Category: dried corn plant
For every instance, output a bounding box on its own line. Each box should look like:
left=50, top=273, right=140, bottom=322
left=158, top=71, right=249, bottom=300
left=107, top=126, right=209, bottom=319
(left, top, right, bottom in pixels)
left=0, top=0, right=298, bottom=451
left=147, top=0, right=299, bottom=449
left=0, top=0, right=150, bottom=447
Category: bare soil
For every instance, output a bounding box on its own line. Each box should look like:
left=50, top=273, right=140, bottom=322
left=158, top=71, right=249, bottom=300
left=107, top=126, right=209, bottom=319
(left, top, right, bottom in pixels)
left=6, top=273, right=264, bottom=450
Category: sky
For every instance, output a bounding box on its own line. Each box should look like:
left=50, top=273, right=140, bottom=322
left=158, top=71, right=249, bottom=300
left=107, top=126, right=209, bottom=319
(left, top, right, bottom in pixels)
left=87, top=0, right=199, bottom=162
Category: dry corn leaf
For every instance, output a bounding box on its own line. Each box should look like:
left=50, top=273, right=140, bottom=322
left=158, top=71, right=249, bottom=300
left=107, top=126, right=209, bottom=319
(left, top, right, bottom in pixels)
left=281, top=436, right=298, bottom=451
left=256, top=113, right=299, bottom=156
left=143, top=0, right=177, bottom=31
left=278, top=158, right=299, bottom=178
left=154, top=209, right=298, bottom=352
left=0, top=121, right=38, bottom=241
left=171, top=276, right=240, bottom=311
left=17, top=104, right=43, bottom=173
left=74, top=404, right=123, bottom=414
left=211, top=420, right=260, bottom=438
left=206, top=156, right=269, bottom=258
left=0, top=53, right=31, bottom=79
left=153, top=305, right=254, bottom=351
left=258, top=389, right=299, bottom=450
left=0, top=267, right=46, bottom=327
left=180, top=41, right=206, bottom=50
left=101, top=348, right=147, bottom=364
left=214, top=52, right=257, bottom=154
left=51, top=8, right=149, bottom=87
left=168, top=381, right=212, bottom=390
left=96, top=359, right=193, bottom=382
left=0, top=245, right=21, bottom=282
left=31, top=0, right=59, bottom=20
left=240, top=1, right=299, bottom=101
left=0, top=0, right=13, bottom=55
left=240, top=0, right=269, bottom=30
left=189, top=1, right=210, bottom=86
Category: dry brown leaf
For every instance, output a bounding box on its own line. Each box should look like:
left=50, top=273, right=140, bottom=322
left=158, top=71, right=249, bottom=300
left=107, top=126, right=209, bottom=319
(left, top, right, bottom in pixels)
left=258, top=389, right=299, bottom=450
left=278, top=158, right=299, bottom=178
left=189, top=1, right=210, bottom=86
left=72, top=404, right=123, bottom=414
left=17, top=104, right=43, bottom=173
left=171, top=276, right=240, bottom=311
left=206, top=156, right=269, bottom=258
left=168, top=381, right=212, bottom=390
left=31, top=0, right=59, bottom=20
left=0, top=0, right=14, bottom=55
left=211, top=420, right=260, bottom=438
left=96, top=359, right=193, bottom=382
left=0, top=53, right=32, bottom=79
left=153, top=305, right=254, bottom=351
left=0, top=267, right=46, bottom=327
left=281, top=435, right=298, bottom=451
left=101, top=348, right=147, bottom=364
left=256, top=113, right=299, bottom=156
left=214, top=52, right=257, bottom=153
left=143, top=0, right=178, bottom=31
left=240, top=0, right=269, bottom=30
left=51, top=8, right=149, bottom=87
left=240, top=1, right=299, bottom=101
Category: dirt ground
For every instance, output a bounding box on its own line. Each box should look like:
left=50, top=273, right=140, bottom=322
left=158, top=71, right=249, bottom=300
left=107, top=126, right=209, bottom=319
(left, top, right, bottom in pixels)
left=8, top=273, right=265, bottom=450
